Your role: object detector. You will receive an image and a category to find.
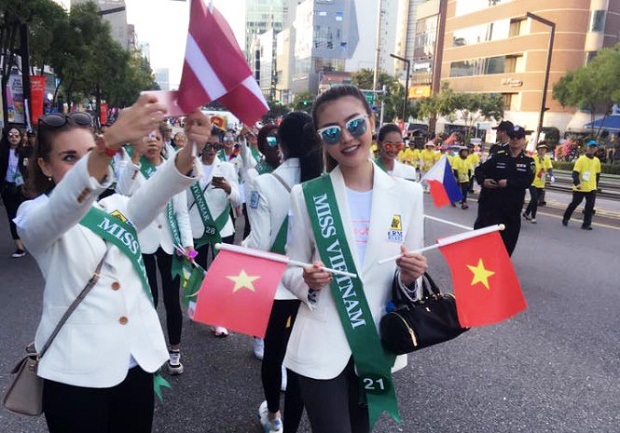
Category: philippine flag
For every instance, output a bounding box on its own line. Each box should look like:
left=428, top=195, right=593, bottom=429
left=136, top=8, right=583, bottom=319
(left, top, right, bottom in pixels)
left=422, top=155, right=463, bottom=208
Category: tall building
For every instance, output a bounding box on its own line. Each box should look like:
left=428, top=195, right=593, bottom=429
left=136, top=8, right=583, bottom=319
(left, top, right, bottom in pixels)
left=438, top=0, right=620, bottom=131
left=154, top=68, right=170, bottom=91
left=245, top=0, right=287, bottom=67
left=289, top=0, right=360, bottom=94
left=394, top=0, right=427, bottom=78
left=70, top=0, right=130, bottom=49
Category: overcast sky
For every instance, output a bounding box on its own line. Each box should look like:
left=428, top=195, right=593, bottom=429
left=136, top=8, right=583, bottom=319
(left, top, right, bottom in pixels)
left=125, top=0, right=246, bottom=89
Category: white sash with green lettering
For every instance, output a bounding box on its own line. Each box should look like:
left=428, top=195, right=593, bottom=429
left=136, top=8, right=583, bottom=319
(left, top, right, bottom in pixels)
left=302, top=175, right=400, bottom=427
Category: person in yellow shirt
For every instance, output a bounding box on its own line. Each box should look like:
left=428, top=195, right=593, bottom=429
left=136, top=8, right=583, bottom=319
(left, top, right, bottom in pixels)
left=466, top=144, right=481, bottom=193
left=398, top=141, right=420, bottom=170
left=419, top=141, right=440, bottom=176
left=523, top=143, right=554, bottom=223
left=562, top=140, right=601, bottom=230
left=451, top=147, right=472, bottom=209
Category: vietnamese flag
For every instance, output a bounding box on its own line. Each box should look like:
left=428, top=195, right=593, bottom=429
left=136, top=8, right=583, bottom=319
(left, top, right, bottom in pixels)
left=438, top=229, right=527, bottom=327
left=192, top=249, right=286, bottom=337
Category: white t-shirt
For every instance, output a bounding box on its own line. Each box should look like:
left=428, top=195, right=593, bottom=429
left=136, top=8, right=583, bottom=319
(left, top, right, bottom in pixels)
left=345, top=187, right=373, bottom=267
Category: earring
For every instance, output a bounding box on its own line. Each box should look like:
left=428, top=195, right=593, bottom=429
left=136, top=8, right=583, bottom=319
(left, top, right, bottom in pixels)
left=48, top=176, right=52, bottom=181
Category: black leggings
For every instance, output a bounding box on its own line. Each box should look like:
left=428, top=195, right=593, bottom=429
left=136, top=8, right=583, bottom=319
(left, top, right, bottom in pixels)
left=43, top=367, right=154, bottom=433
left=143, top=248, right=182, bottom=346
left=262, top=300, right=304, bottom=432
left=459, top=182, right=469, bottom=203
left=297, top=358, right=369, bottom=433
left=1, top=183, right=25, bottom=240
left=525, top=186, right=543, bottom=218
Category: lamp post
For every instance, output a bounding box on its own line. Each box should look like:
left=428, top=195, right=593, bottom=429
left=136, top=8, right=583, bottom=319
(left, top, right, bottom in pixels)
left=390, top=53, right=410, bottom=121
left=526, top=12, right=555, bottom=142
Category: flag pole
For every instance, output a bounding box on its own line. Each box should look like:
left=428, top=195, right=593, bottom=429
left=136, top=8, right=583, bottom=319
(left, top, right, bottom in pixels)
left=424, top=214, right=473, bottom=231
left=377, top=224, right=505, bottom=265
left=215, top=243, right=358, bottom=279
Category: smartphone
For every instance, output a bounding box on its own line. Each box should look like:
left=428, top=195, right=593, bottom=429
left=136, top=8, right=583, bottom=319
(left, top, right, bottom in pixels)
left=212, top=176, right=224, bottom=183
left=140, top=90, right=185, bottom=118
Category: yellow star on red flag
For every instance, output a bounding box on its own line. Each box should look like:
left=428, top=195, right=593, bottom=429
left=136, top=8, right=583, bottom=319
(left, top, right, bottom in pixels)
left=467, top=259, right=495, bottom=290
left=227, top=269, right=260, bottom=292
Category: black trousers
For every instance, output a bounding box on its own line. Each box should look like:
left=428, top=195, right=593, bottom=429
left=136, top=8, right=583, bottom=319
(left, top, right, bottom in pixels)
left=143, top=248, right=182, bottom=346
left=563, top=191, right=596, bottom=227
left=1, top=183, right=25, bottom=240
left=474, top=207, right=521, bottom=256
left=194, top=234, right=234, bottom=270
left=262, top=300, right=303, bottom=432
left=43, top=367, right=154, bottom=433
left=525, top=187, right=543, bottom=218
left=297, top=358, right=369, bottom=433
left=459, top=182, right=469, bottom=203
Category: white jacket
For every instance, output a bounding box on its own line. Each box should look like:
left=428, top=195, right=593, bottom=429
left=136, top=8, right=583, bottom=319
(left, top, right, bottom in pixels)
left=243, top=158, right=299, bottom=300
left=187, top=159, right=240, bottom=240
left=116, top=160, right=193, bottom=254
left=282, top=163, right=424, bottom=379
left=390, top=160, right=417, bottom=181
left=15, top=154, right=200, bottom=387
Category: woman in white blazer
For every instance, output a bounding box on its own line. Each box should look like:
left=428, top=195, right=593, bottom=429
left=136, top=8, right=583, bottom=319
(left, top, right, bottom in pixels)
left=374, top=123, right=417, bottom=181
left=116, top=128, right=194, bottom=375
left=187, top=130, right=240, bottom=337
left=244, top=112, right=323, bottom=433
left=281, top=86, right=428, bottom=433
left=14, top=97, right=210, bottom=433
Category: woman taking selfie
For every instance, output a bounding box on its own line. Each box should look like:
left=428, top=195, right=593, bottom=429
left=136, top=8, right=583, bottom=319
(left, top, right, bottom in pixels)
left=14, top=95, right=210, bottom=433
left=282, top=85, right=427, bottom=433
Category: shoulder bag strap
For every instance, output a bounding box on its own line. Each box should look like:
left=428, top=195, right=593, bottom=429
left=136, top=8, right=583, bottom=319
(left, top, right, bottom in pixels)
left=37, top=249, right=109, bottom=359
left=270, top=172, right=291, bottom=192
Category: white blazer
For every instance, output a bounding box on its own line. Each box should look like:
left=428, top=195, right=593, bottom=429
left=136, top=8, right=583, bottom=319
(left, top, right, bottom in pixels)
left=282, top=162, right=424, bottom=380
left=116, top=161, right=193, bottom=254
left=243, top=158, right=300, bottom=300
left=187, top=159, right=240, bottom=240
left=14, top=154, right=200, bottom=387
left=390, top=160, right=417, bottom=181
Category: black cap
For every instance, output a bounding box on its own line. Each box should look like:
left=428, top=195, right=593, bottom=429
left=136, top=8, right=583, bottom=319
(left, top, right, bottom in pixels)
left=509, top=125, right=527, bottom=139
left=493, top=120, right=514, bottom=133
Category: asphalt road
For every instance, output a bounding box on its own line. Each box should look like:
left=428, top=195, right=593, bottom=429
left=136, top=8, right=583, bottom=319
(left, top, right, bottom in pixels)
left=0, top=190, right=618, bottom=433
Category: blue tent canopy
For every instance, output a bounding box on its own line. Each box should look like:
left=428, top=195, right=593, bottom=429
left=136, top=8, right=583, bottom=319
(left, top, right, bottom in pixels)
left=584, top=115, right=620, bottom=132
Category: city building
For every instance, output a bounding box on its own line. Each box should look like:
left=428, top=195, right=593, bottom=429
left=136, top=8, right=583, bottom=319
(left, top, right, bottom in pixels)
left=438, top=0, right=620, bottom=132
left=275, top=28, right=294, bottom=104
left=154, top=68, right=170, bottom=91
left=393, top=0, right=427, bottom=79
left=245, top=0, right=287, bottom=74
left=70, top=0, right=130, bottom=49
left=257, top=29, right=276, bottom=99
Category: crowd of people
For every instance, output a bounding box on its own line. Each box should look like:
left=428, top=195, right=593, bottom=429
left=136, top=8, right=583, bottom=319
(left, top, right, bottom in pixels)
left=0, top=85, right=605, bottom=433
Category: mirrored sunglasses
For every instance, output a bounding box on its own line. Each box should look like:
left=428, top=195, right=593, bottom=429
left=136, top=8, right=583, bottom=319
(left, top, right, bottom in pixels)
left=383, top=142, right=404, bottom=152
left=39, top=112, right=93, bottom=128
left=8, top=131, right=21, bottom=138
left=316, top=115, right=368, bottom=145
left=223, top=136, right=235, bottom=142
left=266, top=136, right=278, bottom=147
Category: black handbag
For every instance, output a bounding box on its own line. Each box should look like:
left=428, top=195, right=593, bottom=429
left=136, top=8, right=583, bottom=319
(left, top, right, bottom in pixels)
left=380, top=272, right=469, bottom=355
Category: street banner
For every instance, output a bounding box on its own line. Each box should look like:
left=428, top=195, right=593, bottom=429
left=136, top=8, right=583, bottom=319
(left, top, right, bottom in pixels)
left=100, top=102, right=108, bottom=125
left=30, top=76, right=46, bottom=123
left=7, top=75, right=24, bottom=124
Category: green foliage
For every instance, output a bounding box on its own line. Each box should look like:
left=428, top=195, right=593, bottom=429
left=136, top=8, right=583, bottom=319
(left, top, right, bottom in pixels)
left=542, top=126, right=560, bottom=145
left=552, top=161, right=620, bottom=175
left=290, top=92, right=315, bottom=112
left=263, top=99, right=290, bottom=123
left=552, top=43, right=620, bottom=131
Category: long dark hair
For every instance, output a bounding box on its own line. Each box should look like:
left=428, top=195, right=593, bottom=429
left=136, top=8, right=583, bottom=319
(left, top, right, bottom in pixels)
left=25, top=118, right=93, bottom=198
left=1, top=125, right=25, bottom=152
left=310, top=85, right=372, bottom=172
left=277, top=111, right=323, bottom=182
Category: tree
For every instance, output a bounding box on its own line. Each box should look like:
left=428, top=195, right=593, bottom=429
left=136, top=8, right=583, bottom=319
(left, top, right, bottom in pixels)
left=453, top=92, right=504, bottom=141
left=263, top=99, right=290, bottom=124
left=290, top=92, right=315, bottom=112
left=418, top=83, right=460, bottom=133
left=553, top=43, right=620, bottom=135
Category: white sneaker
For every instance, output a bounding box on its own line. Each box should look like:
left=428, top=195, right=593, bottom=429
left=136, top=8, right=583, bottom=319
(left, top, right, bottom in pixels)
left=167, top=350, right=184, bottom=375
left=253, top=337, right=264, bottom=360
left=258, top=401, right=283, bottom=433
left=212, top=326, right=229, bottom=338
left=280, top=366, right=287, bottom=392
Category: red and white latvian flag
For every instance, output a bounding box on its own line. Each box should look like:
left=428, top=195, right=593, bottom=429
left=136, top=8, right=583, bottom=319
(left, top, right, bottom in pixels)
left=177, top=0, right=269, bottom=126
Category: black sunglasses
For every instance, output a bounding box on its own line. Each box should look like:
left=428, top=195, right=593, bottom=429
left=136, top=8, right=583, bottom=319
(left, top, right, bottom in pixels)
left=39, top=112, right=93, bottom=128
left=204, top=143, right=223, bottom=151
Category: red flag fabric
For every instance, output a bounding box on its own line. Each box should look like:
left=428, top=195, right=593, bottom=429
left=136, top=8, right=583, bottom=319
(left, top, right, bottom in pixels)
left=438, top=231, right=526, bottom=327
left=192, top=249, right=286, bottom=337
left=178, top=0, right=268, bottom=126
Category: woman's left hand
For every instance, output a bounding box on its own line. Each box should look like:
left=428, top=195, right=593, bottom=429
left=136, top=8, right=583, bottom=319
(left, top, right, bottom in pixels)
left=183, top=111, right=212, bottom=155
left=396, top=245, right=428, bottom=286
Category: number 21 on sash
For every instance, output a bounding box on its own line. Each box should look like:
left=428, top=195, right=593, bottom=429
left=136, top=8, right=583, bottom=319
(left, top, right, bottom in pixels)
left=362, top=376, right=389, bottom=394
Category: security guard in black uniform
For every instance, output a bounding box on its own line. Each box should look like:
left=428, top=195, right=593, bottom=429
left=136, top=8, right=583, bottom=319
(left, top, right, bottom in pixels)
left=474, top=125, right=535, bottom=256
left=488, top=120, right=513, bottom=155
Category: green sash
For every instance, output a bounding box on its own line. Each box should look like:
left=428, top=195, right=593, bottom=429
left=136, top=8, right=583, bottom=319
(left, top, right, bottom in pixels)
left=80, top=207, right=153, bottom=304
left=135, top=155, right=187, bottom=279
left=374, top=157, right=389, bottom=174
left=255, top=160, right=274, bottom=175
left=302, top=175, right=400, bottom=427
left=270, top=216, right=288, bottom=254
left=216, top=149, right=227, bottom=162
left=250, top=146, right=262, bottom=163
left=189, top=181, right=230, bottom=253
